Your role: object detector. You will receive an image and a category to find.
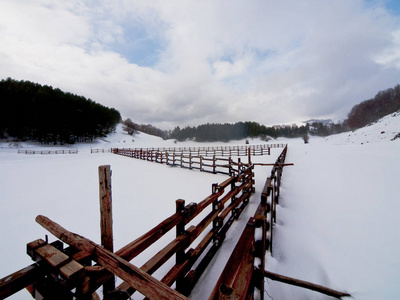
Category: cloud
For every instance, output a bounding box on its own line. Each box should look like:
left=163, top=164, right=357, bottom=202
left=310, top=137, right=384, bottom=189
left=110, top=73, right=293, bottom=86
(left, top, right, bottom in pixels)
left=1, top=0, right=400, bottom=129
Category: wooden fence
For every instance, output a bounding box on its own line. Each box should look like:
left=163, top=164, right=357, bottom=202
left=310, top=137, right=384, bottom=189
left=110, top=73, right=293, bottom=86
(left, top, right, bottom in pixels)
left=0, top=163, right=255, bottom=299
left=113, top=143, right=287, bottom=157
left=112, top=144, right=279, bottom=176
left=91, top=148, right=112, bottom=153
left=209, top=146, right=350, bottom=299
left=1, top=144, right=350, bottom=299
left=208, top=145, right=288, bottom=299
left=18, top=149, right=78, bottom=155
left=92, top=143, right=286, bottom=156
left=113, top=148, right=238, bottom=176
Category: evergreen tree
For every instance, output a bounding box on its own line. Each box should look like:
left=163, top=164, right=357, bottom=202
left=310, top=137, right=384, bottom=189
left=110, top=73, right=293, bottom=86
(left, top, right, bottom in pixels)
left=0, top=78, right=121, bottom=143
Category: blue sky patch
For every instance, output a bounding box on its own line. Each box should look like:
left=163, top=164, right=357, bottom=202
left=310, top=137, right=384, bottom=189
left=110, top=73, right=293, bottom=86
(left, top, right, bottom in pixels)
left=110, top=21, right=166, bottom=67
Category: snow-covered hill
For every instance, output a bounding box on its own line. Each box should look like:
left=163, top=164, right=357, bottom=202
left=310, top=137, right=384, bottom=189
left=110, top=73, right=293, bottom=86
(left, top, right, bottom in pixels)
left=1, top=112, right=399, bottom=299
left=324, top=110, right=400, bottom=145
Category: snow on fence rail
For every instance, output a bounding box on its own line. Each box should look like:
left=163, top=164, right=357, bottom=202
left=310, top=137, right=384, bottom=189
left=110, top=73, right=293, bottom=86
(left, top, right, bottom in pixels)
left=17, top=149, right=78, bottom=155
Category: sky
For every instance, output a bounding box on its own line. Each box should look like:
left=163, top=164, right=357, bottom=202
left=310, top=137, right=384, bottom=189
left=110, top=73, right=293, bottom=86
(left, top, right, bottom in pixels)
left=0, top=0, right=400, bottom=130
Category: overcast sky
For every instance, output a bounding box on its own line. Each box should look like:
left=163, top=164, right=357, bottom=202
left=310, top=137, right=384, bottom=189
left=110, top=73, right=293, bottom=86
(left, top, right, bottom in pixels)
left=1, top=0, right=400, bottom=129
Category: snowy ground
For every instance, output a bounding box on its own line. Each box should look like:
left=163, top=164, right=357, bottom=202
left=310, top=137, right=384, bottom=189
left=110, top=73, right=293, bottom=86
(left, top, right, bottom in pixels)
left=1, top=112, right=400, bottom=299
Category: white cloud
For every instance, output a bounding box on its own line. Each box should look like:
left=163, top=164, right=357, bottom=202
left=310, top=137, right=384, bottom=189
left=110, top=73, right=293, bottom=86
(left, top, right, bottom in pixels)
left=374, top=29, right=400, bottom=68
left=1, top=0, right=400, bottom=129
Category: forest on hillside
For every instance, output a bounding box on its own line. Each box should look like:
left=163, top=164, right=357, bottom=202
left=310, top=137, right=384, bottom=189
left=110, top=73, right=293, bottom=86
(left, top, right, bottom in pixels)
left=167, top=120, right=347, bottom=142
left=122, top=118, right=347, bottom=142
left=0, top=78, right=121, bottom=144
left=130, top=83, right=399, bottom=142
left=346, top=84, right=400, bottom=130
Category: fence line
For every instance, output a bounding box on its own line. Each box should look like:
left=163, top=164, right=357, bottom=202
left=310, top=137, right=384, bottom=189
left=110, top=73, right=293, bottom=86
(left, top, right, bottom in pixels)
left=208, top=146, right=350, bottom=299
left=93, top=143, right=285, bottom=156
left=114, top=149, right=237, bottom=176
left=91, top=148, right=112, bottom=153
left=114, top=143, right=285, bottom=155
left=209, top=146, right=288, bottom=299
left=17, top=149, right=78, bottom=155
left=112, top=144, right=279, bottom=176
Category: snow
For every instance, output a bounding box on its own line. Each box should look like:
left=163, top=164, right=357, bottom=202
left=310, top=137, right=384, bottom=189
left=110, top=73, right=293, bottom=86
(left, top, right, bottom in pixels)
left=1, top=113, right=400, bottom=299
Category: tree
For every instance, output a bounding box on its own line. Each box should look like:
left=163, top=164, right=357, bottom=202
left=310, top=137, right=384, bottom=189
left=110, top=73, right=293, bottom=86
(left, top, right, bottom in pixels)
left=0, top=78, right=121, bottom=144
left=346, top=83, right=400, bottom=130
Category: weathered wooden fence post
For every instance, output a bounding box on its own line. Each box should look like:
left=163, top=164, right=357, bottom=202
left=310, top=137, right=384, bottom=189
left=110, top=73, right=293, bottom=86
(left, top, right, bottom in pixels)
left=98, top=165, right=115, bottom=296
left=248, top=148, right=252, bottom=165
left=175, top=199, right=186, bottom=293
left=213, top=155, right=216, bottom=174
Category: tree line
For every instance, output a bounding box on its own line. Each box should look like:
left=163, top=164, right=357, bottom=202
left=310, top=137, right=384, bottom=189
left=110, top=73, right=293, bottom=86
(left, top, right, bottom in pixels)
left=168, top=121, right=347, bottom=142
left=0, top=78, right=121, bottom=144
left=123, top=83, right=399, bottom=142
left=122, top=118, right=169, bottom=140
left=346, top=84, right=400, bottom=130
left=121, top=118, right=346, bottom=142
left=170, top=84, right=400, bottom=142
left=4, top=76, right=396, bottom=144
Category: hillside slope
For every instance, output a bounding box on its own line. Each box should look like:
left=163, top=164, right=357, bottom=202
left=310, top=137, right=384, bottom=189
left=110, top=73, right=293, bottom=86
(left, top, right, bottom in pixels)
left=324, top=110, right=400, bottom=145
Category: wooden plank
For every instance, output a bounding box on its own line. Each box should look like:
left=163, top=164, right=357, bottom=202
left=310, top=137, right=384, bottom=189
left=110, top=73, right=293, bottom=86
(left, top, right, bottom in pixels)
left=260, top=177, right=272, bottom=206
left=36, top=215, right=189, bottom=300
left=0, top=264, right=43, bottom=299
left=99, top=165, right=114, bottom=253
left=35, top=244, right=70, bottom=268
left=98, top=165, right=115, bottom=295
left=27, top=239, right=47, bottom=258
left=208, top=218, right=256, bottom=300
left=72, top=250, right=92, bottom=262
left=141, top=230, right=192, bottom=275
left=175, top=199, right=186, bottom=293
left=231, top=249, right=254, bottom=299
left=263, top=270, right=351, bottom=299
left=30, top=241, right=86, bottom=282
left=59, top=260, right=85, bottom=281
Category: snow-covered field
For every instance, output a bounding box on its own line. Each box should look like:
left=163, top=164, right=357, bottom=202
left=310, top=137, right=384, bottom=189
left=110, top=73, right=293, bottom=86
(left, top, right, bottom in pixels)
left=1, top=112, right=400, bottom=299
